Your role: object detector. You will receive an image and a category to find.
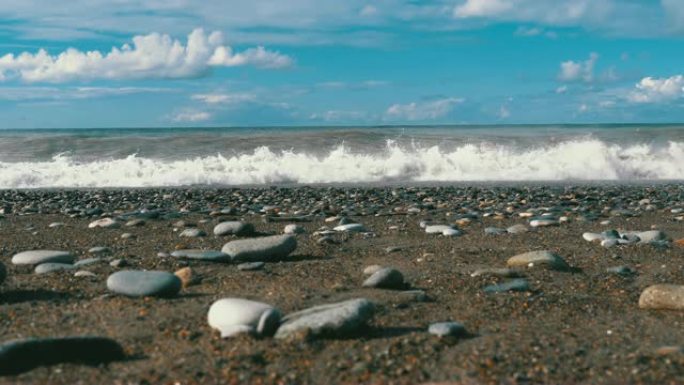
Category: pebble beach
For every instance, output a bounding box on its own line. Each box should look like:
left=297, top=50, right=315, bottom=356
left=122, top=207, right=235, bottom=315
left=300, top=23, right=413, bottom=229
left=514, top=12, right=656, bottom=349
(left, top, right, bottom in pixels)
left=0, top=184, right=683, bottom=384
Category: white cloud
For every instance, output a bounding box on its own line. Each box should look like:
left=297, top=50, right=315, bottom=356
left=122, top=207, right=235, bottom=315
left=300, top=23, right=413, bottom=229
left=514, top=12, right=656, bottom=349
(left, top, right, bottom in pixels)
left=454, top=0, right=612, bottom=24
left=555, top=85, right=568, bottom=94
left=0, top=28, right=293, bottom=83
left=628, top=75, right=684, bottom=103
left=191, top=93, right=257, bottom=104
left=172, top=111, right=211, bottom=122
left=558, top=52, right=598, bottom=83
left=0, top=86, right=168, bottom=101
left=454, top=0, right=513, bottom=18
left=385, top=97, right=464, bottom=121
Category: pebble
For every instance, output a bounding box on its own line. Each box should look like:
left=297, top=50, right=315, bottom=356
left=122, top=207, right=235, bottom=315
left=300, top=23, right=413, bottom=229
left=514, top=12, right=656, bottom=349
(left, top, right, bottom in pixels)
left=121, top=232, right=135, bottom=239
left=283, top=224, right=305, bottom=234
left=655, top=346, right=683, bottom=356
left=221, top=234, right=297, bottom=262
left=582, top=232, right=603, bottom=242
left=48, top=222, right=65, bottom=228
left=207, top=298, right=281, bottom=338
left=424, top=225, right=454, bottom=234
left=484, top=278, right=530, bottom=293
left=530, top=218, right=558, bottom=227
left=334, top=223, right=366, bottom=232
left=125, top=219, right=146, bottom=227
left=74, top=270, right=96, bottom=278
left=213, top=221, right=255, bottom=236
left=634, top=230, right=667, bottom=244
left=174, top=267, right=199, bottom=288
left=638, top=284, right=684, bottom=310
left=11, top=250, right=74, bottom=266
left=507, top=250, right=570, bottom=271
left=506, top=224, right=528, bottom=234
left=362, top=268, right=406, bottom=290
left=170, top=249, right=230, bottom=262
left=179, top=228, right=206, bottom=237
left=88, top=218, right=120, bottom=229
left=606, top=266, right=635, bottom=276
left=237, top=262, right=265, bottom=271
left=74, top=257, right=102, bottom=267
left=34, top=263, right=76, bottom=274
left=428, top=322, right=466, bottom=337
left=275, top=298, right=375, bottom=339
left=441, top=228, right=462, bottom=237
left=601, top=238, right=619, bottom=248
left=0, top=336, right=125, bottom=375
left=107, top=270, right=182, bottom=297
left=88, top=246, right=111, bottom=255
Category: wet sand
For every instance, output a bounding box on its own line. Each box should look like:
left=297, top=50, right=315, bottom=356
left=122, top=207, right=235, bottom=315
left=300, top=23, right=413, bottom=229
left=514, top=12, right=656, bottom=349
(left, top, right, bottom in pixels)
left=0, top=185, right=683, bottom=384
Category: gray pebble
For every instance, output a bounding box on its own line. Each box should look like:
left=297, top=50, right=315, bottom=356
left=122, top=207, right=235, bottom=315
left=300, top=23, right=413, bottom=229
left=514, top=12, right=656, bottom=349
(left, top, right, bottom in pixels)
left=107, top=270, right=181, bottom=297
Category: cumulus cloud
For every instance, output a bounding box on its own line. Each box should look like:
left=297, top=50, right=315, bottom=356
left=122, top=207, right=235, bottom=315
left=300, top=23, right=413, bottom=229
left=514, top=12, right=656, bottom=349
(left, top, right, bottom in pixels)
left=558, top=53, right=598, bottom=83
left=172, top=111, right=211, bottom=122
left=0, top=28, right=293, bottom=83
left=385, top=97, right=464, bottom=121
left=628, top=75, right=684, bottom=103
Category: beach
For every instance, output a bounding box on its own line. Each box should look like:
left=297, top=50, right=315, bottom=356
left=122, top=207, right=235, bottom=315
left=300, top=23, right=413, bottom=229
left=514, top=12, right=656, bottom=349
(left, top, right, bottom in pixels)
left=1, top=184, right=683, bottom=384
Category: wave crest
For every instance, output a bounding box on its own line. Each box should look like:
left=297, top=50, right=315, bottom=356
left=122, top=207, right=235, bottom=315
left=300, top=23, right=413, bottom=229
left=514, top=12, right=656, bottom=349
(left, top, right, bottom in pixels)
left=2, top=139, right=683, bottom=187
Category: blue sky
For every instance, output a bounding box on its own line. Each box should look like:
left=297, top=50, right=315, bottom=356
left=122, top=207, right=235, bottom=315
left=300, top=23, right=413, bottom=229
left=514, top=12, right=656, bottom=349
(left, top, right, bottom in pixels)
left=1, top=0, right=684, bottom=128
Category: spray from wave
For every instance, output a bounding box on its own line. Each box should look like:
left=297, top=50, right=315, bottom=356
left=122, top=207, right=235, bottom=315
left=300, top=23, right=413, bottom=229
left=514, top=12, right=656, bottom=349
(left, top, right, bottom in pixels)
left=2, top=139, right=683, bottom=188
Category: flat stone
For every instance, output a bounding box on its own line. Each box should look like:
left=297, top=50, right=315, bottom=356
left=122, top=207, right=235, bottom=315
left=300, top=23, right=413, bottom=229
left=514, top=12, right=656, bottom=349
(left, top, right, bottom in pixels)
left=582, top=232, right=603, bottom=242
left=213, top=221, right=255, bottom=236
left=74, top=257, right=102, bottom=267
left=179, top=228, right=206, bottom=237
left=425, top=225, right=454, bottom=234
left=363, top=265, right=384, bottom=275
left=237, top=262, right=265, bottom=271
left=484, top=278, right=530, bottom=293
left=106, top=270, right=182, bottom=297
left=428, top=322, right=466, bottom=337
left=275, top=298, right=375, bottom=339
left=283, top=224, right=305, bottom=234
left=634, top=230, right=667, bottom=244
left=12, top=250, right=74, bottom=266
left=120, top=233, right=135, bottom=239
left=34, top=263, right=75, bottom=274
left=507, top=250, right=570, bottom=271
left=362, top=268, right=405, bottom=290
left=471, top=267, right=520, bottom=278
left=0, top=336, right=125, bottom=375
left=74, top=270, right=96, bottom=278
left=208, top=298, right=281, bottom=338
left=221, top=234, right=297, bottom=262
left=639, top=284, right=684, bottom=310
left=170, top=249, right=230, bottom=262
left=48, top=222, right=65, bottom=228
left=530, top=218, right=558, bottom=227
left=442, top=228, right=462, bottom=236
left=88, top=246, right=111, bottom=255
left=125, top=219, right=145, bottom=227
left=88, top=218, right=120, bottom=229
left=334, top=223, right=366, bottom=232
left=506, top=224, right=528, bottom=234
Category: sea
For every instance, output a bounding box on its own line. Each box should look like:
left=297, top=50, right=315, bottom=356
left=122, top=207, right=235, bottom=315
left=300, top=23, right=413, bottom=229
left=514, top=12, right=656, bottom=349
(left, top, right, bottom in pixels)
left=1, top=124, right=683, bottom=188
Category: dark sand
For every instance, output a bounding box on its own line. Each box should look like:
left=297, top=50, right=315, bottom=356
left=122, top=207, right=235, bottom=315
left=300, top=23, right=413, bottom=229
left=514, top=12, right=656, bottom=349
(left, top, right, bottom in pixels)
left=0, top=186, right=683, bottom=384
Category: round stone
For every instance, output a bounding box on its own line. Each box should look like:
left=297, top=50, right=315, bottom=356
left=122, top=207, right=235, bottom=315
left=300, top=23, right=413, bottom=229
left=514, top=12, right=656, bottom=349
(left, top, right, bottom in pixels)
left=362, top=267, right=405, bottom=290
left=208, top=298, right=281, bottom=338
left=11, top=250, right=74, bottom=266
left=639, top=284, right=684, bottom=310
left=507, top=250, right=570, bottom=271
left=106, top=270, right=182, bottom=297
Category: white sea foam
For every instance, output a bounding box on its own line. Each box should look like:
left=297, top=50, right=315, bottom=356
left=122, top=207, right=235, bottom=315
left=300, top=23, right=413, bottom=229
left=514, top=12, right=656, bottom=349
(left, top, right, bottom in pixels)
left=1, top=139, right=683, bottom=188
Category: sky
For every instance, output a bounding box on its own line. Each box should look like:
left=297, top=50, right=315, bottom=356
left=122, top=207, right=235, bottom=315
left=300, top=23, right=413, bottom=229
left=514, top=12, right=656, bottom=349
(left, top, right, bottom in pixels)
left=1, top=0, right=684, bottom=128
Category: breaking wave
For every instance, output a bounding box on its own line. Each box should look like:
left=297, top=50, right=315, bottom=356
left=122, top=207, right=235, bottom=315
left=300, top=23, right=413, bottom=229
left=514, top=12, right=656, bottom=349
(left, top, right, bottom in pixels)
left=2, top=139, right=683, bottom=188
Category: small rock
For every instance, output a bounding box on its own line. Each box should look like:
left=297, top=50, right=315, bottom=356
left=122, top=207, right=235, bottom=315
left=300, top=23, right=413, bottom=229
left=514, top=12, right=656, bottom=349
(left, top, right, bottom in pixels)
left=275, top=298, right=375, bottom=339
left=655, top=346, right=683, bottom=356
left=174, top=267, right=199, bottom=288
left=582, top=232, right=603, bottom=242
left=107, top=270, right=182, bottom=297
left=506, top=224, right=528, bottom=234
left=170, top=249, right=230, bottom=262
left=363, top=265, right=384, bottom=275
left=88, top=218, right=120, bottom=229
left=362, top=268, right=405, bottom=290
left=425, top=225, right=454, bottom=234
left=334, top=223, right=366, bottom=232
left=88, top=246, right=111, bottom=255
left=34, top=263, right=75, bottom=274
left=74, top=257, right=102, bottom=267
left=221, top=234, right=297, bottom=262
left=207, top=298, right=281, bottom=338
left=428, top=322, right=466, bottom=337
left=442, top=228, right=462, bottom=237
left=639, top=284, right=684, bottom=310
left=48, top=222, right=65, bottom=228
left=606, top=266, right=635, bottom=276
left=471, top=267, right=520, bottom=278
left=12, top=250, right=74, bottom=266
left=530, top=218, right=558, bottom=227
left=121, top=232, right=135, bottom=239
left=125, top=219, right=145, bottom=227
left=213, top=221, right=255, bottom=236
left=74, top=270, right=96, bottom=278
left=507, top=250, right=570, bottom=271
left=179, top=228, right=206, bottom=238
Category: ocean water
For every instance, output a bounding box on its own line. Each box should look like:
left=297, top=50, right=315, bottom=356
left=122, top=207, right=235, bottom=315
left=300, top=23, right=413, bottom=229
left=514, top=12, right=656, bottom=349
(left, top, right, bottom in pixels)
left=1, top=125, right=683, bottom=188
